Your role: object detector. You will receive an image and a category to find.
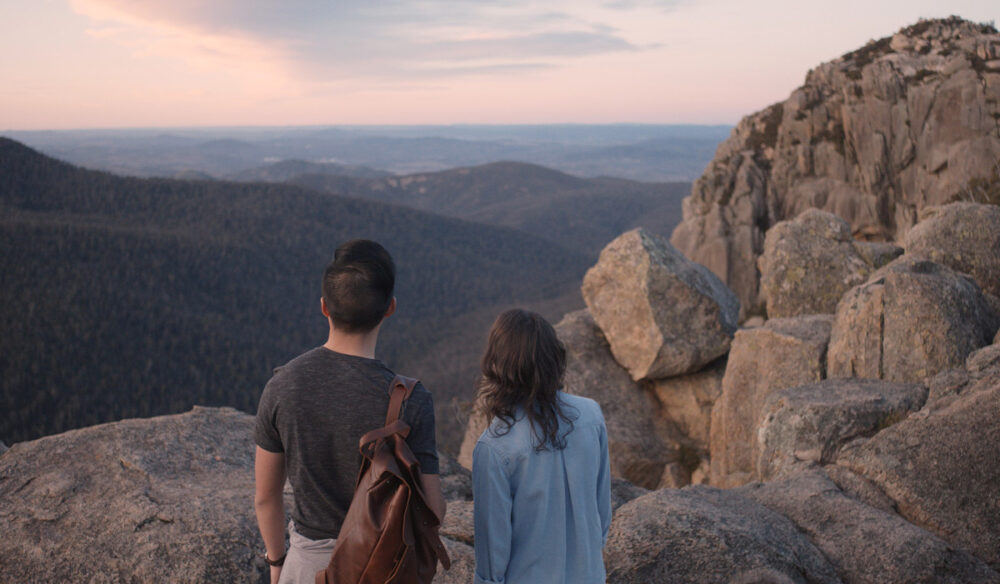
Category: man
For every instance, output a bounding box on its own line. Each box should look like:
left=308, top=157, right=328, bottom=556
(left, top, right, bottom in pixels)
left=254, top=239, right=445, bottom=584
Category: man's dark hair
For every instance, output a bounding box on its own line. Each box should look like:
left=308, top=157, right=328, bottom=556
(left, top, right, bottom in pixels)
left=477, top=308, right=574, bottom=451
left=322, top=239, right=395, bottom=333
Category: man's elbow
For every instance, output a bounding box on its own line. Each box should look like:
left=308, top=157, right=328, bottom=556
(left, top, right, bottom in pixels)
left=254, top=488, right=283, bottom=510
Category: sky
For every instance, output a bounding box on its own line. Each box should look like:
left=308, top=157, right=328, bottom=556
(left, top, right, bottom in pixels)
left=2, top=0, right=998, bottom=130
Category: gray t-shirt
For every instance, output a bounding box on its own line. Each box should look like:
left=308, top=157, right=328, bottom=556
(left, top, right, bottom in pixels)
left=255, top=346, right=438, bottom=540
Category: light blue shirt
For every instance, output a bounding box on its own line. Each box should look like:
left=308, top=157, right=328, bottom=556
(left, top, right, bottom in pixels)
left=472, top=392, right=612, bottom=584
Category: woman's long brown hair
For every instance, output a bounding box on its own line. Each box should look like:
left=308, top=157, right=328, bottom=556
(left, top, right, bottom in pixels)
left=477, top=309, right=575, bottom=450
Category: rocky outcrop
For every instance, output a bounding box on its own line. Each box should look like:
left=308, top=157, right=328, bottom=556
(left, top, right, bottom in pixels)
left=740, top=469, right=1000, bottom=583
left=903, top=202, right=1000, bottom=297
left=671, top=18, right=1000, bottom=316
left=758, top=208, right=901, bottom=317
left=650, top=358, right=725, bottom=452
left=604, top=486, right=841, bottom=584
left=710, top=315, right=833, bottom=487
left=552, top=309, right=682, bottom=489
left=0, top=407, right=474, bottom=584
left=828, top=255, right=998, bottom=382
left=582, top=228, right=739, bottom=380
left=838, top=366, right=1000, bottom=570
left=756, top=378, right=926, bottom=481
left=0, top=407, right=270, bottom=583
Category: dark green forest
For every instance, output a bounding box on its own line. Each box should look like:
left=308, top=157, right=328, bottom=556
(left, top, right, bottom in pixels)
left=288, top=161, right=688, bottom=257
left=0, top=138, right=591, bottom=449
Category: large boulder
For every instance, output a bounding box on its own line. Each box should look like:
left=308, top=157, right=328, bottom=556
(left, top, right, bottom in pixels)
left=582, top=228, right=739, bottom=380
left=604, top=486, right=841, bottom=584
left=758, top=208, right=901, bottom=318
left=650, top=357, right=726, bottom=454
left=671, top=18, right=1000, bottom=316
left=903, top=202, right=1000, bottom=298
left=756, top=379, right=927, bottom=481
left=710, top=315, right=833, bottom=487
left=0, top=407, right=270, bottom=583
left=740, top=469, right=1000, bottom=583
left=560, top=309, right=682, bottom=489
left=828, top=255, right=999, bottom=382
left=838, top=369, right=1000, bottom=570
left=0, top=407, right=473, bottom=583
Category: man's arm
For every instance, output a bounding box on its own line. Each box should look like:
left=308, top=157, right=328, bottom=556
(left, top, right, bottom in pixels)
left=255, top=446, right=286, bottom=583
left=420, top=473, right=447, bottom=522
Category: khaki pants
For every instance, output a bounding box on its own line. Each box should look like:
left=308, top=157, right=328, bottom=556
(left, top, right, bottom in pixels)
left=277, top=521, right=336, bottom=584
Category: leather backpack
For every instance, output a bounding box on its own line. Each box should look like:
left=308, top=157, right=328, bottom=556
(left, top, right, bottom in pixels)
left=316, top=375, right=451, bottom=584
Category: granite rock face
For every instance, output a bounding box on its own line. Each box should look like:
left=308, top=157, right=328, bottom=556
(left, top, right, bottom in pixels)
left=756, top=378, right=927, bottom=481
left=582, top=228, right=739, bottom=380
left=556, top=309, right=681, bottom=489
left=0, top=407, right=270, bottom=583
left=0, top=407, right=472, bottom=584
left=651, top=358, right=725, bottom=451
left=671, top=18, right=1000, bottom=316
left=740, top=469, right=1000, bottom=583
left=604, top=486, right=841, bottom=584
left=903, top=202, right=1000, bottom=298
left=710, top=315, right=833, bottom=487
left=758, top=209, right=900, bottom=318
left=828, top=255, right=998, bottom=382
left=838, top=368, right=1000, bottom=570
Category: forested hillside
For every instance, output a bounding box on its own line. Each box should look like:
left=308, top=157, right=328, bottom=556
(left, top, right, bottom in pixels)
left=0, top=138, right=590, bottom=449
left=289, top=161, right=689, bottom=257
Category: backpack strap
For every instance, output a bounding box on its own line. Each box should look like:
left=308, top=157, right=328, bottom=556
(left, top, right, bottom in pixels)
left=385, top=375, right=418, bottom=426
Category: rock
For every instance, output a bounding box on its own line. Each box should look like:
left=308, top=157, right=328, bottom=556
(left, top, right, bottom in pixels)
left=903, top=202, right=1000, bottom=297
left=437, top=451, right=473, bottom=502
left=671, top=18, right=1000, bottom=316
left=650, top=357, right=726, bottom=452
left=756, top=378, right=927, bottom=481
left=604, top=486, right=840, bottom=584
left=853, top=241, right=905, bottom=269
left=967, top=343, right=1000, bottom=380
left=838, top=371, right=1000, bottom=569
left=456, top=411, right=488, bottom=471
left=926, top=367, right=973, bottom=402
left=582, top=228, right=739, bottom=380
left=758, top=209, right=881, bottom=318
left=740, top=469, right=1000, bottom=583
left=828, top=255, right=998, bottom=382
left=824, top=465, right=898, bottom=515
left=710, top=315, right=833, bottom=487
left=0, top=407, right=270, bottom=583
left=557, top=309, right=682, bottom=488
left=610, top=477, right=649, bottom=511
left=435, top=538, right=477, bottom=584
left=0, top=440, right=7, bottom=455
left=439, top=500, right=474, bottom=546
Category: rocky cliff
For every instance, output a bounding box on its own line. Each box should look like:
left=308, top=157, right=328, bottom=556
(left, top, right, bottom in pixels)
left=670, top=16, right=1000, bottom=317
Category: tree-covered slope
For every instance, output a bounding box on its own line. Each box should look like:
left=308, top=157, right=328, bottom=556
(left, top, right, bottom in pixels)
left=0, top=138, right=589, bottom=448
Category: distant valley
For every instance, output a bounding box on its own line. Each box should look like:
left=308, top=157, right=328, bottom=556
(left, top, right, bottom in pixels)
left=0, top=137, right=691, bottom=452
left=5, top=124, right=729, bottom=183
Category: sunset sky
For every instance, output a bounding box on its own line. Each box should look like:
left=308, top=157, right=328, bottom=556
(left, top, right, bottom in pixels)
left=3, top=0, right=998, bottom=130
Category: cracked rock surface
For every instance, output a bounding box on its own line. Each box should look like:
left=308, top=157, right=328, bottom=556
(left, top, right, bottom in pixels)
left=671, top=17, right=1000, bottom=318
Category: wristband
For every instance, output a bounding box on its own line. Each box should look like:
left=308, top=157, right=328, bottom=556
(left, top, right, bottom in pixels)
left=264, top=551, right=287, bottom=567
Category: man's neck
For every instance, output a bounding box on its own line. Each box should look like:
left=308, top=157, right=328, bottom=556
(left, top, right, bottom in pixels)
left=323, top=327, right=380, bottom=359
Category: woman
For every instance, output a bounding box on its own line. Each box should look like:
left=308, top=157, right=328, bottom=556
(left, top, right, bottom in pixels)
left=472, top=309, right=612, bottom=584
